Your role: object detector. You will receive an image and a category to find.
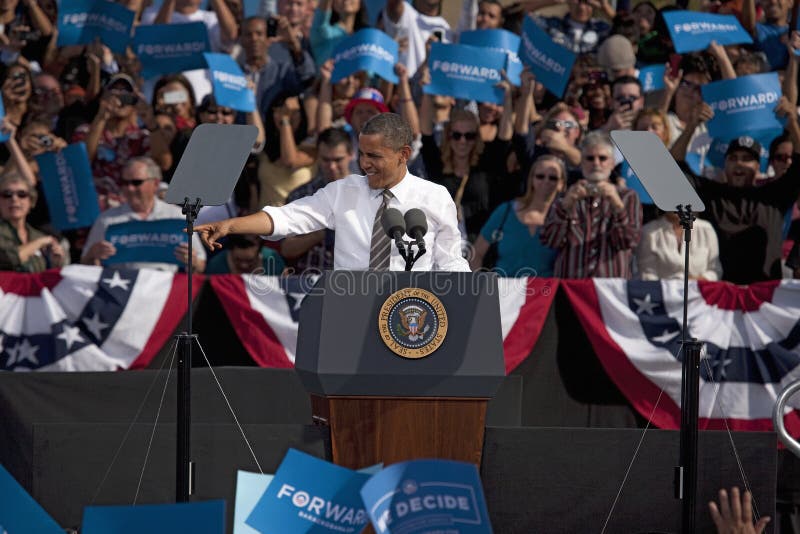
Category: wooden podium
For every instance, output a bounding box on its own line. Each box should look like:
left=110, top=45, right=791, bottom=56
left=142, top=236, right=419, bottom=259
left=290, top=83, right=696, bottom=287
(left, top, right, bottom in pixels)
left=295, top=272, right=505, bottom=469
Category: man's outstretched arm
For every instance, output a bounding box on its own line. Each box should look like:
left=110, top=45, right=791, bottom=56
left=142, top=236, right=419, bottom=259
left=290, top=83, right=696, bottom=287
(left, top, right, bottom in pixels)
left=195, top=212, right=273, bottom=251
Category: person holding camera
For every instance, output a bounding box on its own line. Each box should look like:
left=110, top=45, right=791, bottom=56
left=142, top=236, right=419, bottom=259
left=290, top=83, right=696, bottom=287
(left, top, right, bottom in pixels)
left=72, top=74, right=151, bottom=210
left=0, top=62, right=32, bottom=128
left=601, top=75, right=644, bottom=132
left=236, top=16, right=315, bottom=125
left=0, top=0, right=54, bottom=66
left=0, top=117, right=64, bottom=272
left=541, top=131, right=642, bottom=278
left=0, top=173, right=64, bottom=272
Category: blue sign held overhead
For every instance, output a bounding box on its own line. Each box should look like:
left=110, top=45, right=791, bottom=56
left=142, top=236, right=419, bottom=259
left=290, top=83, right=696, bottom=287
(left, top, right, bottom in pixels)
left=0, top=465, right=63, bottom=534
left=246, top=448, right=371, bottom=534
left=204, top=53, right=255, bottom=112
left=460, top=29, right=523, bottom=86
left=639, top=64, right=665, bottom=93
left=425, top=42, right=506, bottom=105
left=133, top=21, right=210, bottom=76
left=82, top=500, right=225, bottom=534
left=664, top=11, right=752, bottom=54
left=104, top=219, right=187, bottom=265
left=36, top=143, right=99, bottom=231
left=57, top=0, right=135, bottom=54
left=332, top=29, right=399, bottom=84
left=361, top=459, right=493, bottom=534
left=518, top=17, right=576, bottom=98
left=702, top=72, right=785, bottom=139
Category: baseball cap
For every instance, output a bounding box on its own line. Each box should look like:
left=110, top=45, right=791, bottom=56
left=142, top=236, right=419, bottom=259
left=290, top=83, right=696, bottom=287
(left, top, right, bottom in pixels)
left=344, top=88, right=389, bottom=123
left=726, top=136, right=761, bottom=160
left=104, top=73, right=136, bottom=92
left=597, top=35, right=636, bottom=73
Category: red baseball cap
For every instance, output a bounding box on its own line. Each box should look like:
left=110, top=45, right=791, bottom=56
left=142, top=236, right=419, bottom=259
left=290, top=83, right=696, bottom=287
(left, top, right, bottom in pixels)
left=344, top=88, right=389, bottom=123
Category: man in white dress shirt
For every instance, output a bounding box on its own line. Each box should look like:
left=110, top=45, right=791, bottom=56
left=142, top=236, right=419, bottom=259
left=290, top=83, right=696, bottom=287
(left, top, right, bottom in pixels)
left=195, top=113, right=469, bottom=271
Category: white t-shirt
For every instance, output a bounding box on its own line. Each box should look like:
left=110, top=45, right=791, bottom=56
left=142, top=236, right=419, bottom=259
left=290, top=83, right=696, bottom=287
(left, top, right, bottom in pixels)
left=140, top=7, right=228, bottom=101
left=381, top=3, right=450, bottom=78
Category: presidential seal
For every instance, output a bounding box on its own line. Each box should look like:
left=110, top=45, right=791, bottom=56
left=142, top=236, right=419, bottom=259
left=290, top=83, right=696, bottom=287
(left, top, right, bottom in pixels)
left=378, top=288, right=448, bottom=359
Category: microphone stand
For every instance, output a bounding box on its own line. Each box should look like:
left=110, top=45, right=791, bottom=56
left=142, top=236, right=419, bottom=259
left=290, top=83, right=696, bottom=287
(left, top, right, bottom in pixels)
left=392, top=238, right=426, bottom=271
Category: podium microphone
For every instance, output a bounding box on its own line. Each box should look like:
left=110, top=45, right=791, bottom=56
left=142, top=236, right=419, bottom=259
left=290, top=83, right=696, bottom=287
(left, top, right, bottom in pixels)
left=404, top=208, right=427, bottom=252
left=381, top=208, right=407, bottom=250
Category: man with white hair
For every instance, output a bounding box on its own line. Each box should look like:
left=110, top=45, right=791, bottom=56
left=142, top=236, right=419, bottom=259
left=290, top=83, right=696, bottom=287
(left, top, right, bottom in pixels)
left=541, top=132, right=642, bottom=278
left=82, top=157, right=206, bottom=272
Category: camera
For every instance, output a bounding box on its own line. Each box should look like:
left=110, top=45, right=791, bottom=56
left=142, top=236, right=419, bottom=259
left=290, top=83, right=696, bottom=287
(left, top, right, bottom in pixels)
left=116, top=92, right=139, bottom=106
left=37, top=134, right=53, bottom=148
left=616, top=95, right=637, bottom=111
left=585, top=182, right=599, bottom=196
left=266, top=17, right=278, bottom=37
left=588, top=70, right=607, bottom=84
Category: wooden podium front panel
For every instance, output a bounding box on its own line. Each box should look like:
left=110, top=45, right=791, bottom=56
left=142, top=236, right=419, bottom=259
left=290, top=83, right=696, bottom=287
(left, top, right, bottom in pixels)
left=312, top=396, right=488, bottom=469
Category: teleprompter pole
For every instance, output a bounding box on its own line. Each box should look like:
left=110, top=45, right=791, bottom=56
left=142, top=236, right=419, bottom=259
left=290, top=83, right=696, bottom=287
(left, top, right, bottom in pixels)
left=176, top=197, right=201, bottom=502
left=674, top=204, right=704, bottom=533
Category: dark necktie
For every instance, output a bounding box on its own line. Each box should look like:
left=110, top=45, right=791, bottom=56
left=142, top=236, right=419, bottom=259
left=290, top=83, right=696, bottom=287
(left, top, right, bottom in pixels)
left=368, top=189, right=393, bottom=270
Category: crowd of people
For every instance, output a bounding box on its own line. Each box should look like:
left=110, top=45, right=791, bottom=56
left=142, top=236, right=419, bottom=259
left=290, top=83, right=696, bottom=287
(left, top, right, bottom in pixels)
left=0, top=0, right=797, bottom=286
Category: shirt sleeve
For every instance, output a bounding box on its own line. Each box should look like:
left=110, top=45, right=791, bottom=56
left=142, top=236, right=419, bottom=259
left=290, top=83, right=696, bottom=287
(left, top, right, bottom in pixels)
left=634, top=228, right=661, bottom=280
left=262, top=185, right=335, bottom=240
left=430, top=187, right=470, bottom=272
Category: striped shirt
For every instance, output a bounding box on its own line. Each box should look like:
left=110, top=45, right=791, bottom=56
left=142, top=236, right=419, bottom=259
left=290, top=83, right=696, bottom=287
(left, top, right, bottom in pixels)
left=541, top=186, right=642, bottom=278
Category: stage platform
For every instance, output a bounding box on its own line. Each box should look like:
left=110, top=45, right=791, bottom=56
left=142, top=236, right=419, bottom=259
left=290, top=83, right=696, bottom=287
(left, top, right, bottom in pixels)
left=0, top=368, right=789, bottom=533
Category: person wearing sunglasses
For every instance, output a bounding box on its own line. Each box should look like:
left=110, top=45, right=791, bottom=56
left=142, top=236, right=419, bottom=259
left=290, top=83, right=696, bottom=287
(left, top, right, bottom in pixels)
left=529, top=102, right=583, bottom=169
left=196, top=93, right=265, bottom=151
left=469, top=155, right=563, bottom=276
left=419, top=86, right=514, bottom=244
left=81, top=157, right=206, bottom=272
left=542, top=132, right=642, bottom=278
left=0, top=174, right=64, bottom=272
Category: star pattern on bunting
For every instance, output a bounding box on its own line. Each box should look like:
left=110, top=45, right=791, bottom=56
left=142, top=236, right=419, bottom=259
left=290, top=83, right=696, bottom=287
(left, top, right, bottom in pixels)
left=8, top=339, right=39, bottom=366
left=633, top=293, right=658, bottom=316
left=82, top=312, right=109, bottom=341
left=56, top=324, right=85, bottom=351
left=102, top=271, right=131, bottom=291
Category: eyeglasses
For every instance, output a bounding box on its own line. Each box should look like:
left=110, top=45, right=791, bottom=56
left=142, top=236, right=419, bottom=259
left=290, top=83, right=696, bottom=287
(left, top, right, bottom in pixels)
left=546, top=119, right=578, bottom=130
left=0, top=189, right=30, bottom=199
left=584, top=155, right=610, bottom=162
left=121, top=178, right=152, bottom=187
left=533, top=173, right=560, bottom=182
left=204, top=108, right=235, bottom=116
left=450, top=131, right=477, bottom=141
